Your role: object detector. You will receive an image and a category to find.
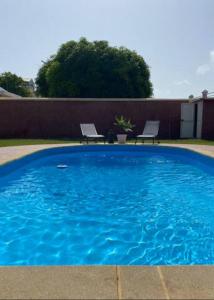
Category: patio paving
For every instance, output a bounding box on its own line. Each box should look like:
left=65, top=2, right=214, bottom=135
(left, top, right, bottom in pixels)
left=0, top=144, right=73, bottom=165
left=162, top=143, right=214, bottom=158
left=0, top=266, right=214, bottom=299
left=1, top=143, right=214, bottom=165
left=0, top=143, right=214, bottom=299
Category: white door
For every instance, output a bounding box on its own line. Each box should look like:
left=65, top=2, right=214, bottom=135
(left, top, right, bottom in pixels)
left=180, top=103, right=194, bottom=138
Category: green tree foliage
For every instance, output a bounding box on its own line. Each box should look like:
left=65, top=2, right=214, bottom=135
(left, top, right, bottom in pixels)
left=0, top=72, right=32, bottom=97
left=36, top=38, right=153, bottom=98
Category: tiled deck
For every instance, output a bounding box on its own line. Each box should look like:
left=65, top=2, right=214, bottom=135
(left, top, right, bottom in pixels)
left=0, top=144, right=73, bottom=165
left=0, top=143, right=214, bottom=299
left=1, top=143, right=214, bottom=165
left=162, top=143, right=214, bottom=158
left=0, top=266, right=214, bottom=299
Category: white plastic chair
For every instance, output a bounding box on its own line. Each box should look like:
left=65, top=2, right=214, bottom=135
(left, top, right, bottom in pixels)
left=135, top=121, right=160, bottom=144
left=80, top=124, right=105, bottom=144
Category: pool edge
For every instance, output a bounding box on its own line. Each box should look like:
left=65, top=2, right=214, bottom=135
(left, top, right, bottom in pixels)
left=1, top=143, right=214, bottom=167
left=0, top=265, right=214, bottom=299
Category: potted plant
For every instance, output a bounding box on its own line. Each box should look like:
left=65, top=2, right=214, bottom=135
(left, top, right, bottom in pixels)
left=114, top=115, right=135, bottom=144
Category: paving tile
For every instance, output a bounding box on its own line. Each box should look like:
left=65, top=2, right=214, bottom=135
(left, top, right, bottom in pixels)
left=118, top=266, right=167, bottom=299
left=1, top=143, right=214, bottom=166
left=161, top=266, right=214, bottom=299
left=0, top=144, right=73, bottom=165
left=0, top=266, right=117, bottom=299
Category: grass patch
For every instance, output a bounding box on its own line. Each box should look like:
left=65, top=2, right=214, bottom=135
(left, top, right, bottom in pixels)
left=0, top=138, right=213, bottom=147
left=0, top=139, right=77, bottom=147
left=159, top=139, right=214, bottom=145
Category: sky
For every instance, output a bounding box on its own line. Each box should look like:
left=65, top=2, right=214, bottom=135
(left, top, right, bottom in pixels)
left=0, top=0, right=214, bottom=98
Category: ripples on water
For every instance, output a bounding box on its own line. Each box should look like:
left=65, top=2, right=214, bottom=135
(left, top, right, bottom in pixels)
left=0, top=148, right=214, bottom=265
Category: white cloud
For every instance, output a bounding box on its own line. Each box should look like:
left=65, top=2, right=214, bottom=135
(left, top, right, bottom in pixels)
left=174, top=79, right=191, bottom=86
left=196, top=64, right=211, bottom=75
left=196, top=50, right=214, bottom=76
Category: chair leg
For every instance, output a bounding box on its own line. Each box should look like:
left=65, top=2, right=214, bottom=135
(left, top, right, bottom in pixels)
left=86, top=137, right=89, bottom=144
left=135, top=138, right=137, bottom=145
left=153, top=137, right=154, bottom=144
left=81, top=137, right=86, bottom=144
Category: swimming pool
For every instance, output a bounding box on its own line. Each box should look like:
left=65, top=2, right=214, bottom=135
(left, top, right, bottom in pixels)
left=0, top=145, right=214, bottom=265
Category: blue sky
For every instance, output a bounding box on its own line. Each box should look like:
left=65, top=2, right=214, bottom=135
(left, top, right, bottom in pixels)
left=0, top=0, right=213, bottom=98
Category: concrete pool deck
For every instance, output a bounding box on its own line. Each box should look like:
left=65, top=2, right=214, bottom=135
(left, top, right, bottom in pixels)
left=1, top=143, right=214, bottom=165
left=0, top=266, right=214, bottom=299
left=0, top=143, right=214, bottom=299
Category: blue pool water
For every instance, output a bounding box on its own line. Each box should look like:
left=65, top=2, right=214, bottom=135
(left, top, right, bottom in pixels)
left=0, top=145, right=214, bottom=265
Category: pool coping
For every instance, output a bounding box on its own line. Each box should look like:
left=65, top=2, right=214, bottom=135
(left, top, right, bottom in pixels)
left=0, top=143, right=214, bottom=299
left=1, top=142, right=214, bottom=166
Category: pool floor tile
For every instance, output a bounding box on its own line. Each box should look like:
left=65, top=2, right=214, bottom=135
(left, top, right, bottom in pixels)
left=0, top=266, right=117, bottom=299
left=161, top=266, right=214, bottom=299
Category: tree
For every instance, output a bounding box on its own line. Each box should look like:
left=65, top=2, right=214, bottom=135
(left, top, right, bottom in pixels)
left=0, top=72, right=32, bottom=97
left=36, top=38, right=153, bottom=98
